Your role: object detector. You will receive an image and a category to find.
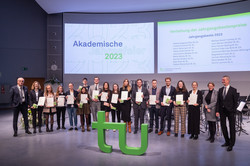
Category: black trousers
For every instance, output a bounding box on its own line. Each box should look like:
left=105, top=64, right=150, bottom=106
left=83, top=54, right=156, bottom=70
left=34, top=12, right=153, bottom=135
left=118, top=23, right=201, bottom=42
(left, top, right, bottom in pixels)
left=188, top=105, right=200, bottom=135
left=56, top=107, right=66, bottom=127
left=160, top=106, right=172, bottom=131
left=13, top=103, right=29, bottom=132
left=111, top=109, right=121, bottom=122
left=208, top=121, right=216, bottom=139
left=220, top=108, right=236, bottom=147
left=134, top=107, right=145, bottom=131
left=31, top=106, right=43, bottom=129
left=149, top=107, right=159, bottom=129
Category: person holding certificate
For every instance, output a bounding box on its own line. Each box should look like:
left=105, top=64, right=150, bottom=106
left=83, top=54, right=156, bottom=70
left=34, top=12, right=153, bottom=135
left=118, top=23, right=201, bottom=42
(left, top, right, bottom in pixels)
left=187, top=81, right=203, bottom=140
left=147, top=79, right=161, bottom=134
left=110, top=83, right=120, bottom=131
left=203, top=82, right=217, bottom=143
left=89, top=77, right=102, bottom=122
left=100, top=82, right=111, bottom=124
left=55, top=85, right=66, bottom=130
left=29, top=81, right=44, bottom=133
left=173, top=80, right=189, bottom=137
left=10, top=77, right=32, bottom=137
left=65, top=83, right=79, bottom=131
left=43, top=84, right=56, bottom=132
left=216, top=75, right=238, bottom=151
left=76, top=87, right=91, bottom=132
left=132, top=79, right=149, bottom=134
left=158, top=77, right=176, bottom=136
left=119, top=79, right=132, bottom=133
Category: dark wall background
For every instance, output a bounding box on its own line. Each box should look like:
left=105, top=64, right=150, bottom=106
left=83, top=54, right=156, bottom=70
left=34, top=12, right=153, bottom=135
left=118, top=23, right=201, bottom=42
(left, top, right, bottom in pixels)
left=0, top=0, right=47, bottom=86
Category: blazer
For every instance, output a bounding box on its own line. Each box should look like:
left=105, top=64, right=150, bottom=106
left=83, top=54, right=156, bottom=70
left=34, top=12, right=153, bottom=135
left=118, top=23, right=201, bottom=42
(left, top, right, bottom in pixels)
left=203, top=90, right=218, bottom=122
left=10, top=85, right=29, bottom=107
left=216, top=86, right=238, bottom=113
left=132, top=86, right=149, bottom=110
left=159, top=85, right=176, bottom=107
left=188, top=90, right=203, bottom=107
left=29, top=89, right=44, bottom=106
left=147, top=87, right=161, bottom=109
left=89, top=84, right=103, bottom=102
left=65, top=90, right=78, bottom=108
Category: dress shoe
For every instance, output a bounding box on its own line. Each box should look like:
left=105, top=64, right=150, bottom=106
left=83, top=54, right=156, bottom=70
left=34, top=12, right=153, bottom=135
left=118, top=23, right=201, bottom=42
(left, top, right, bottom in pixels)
left=25, top=130, right=32, bottom=134
left=210, top=138, right=215, bottom=143
left=46, top=127, right=50, bottom=132
left=33, top=129, right=37, bottom=134
left=13, top=132, right=18, bottom=137
left=181, top=134, right=184, bottom=138
left=69, top=127, right=73, bottom=131
left=221, top=143, right=230, bottom=147
left=57, top=127, right=60, bottom=130
left=227, top=146, right=233, bottom=151
left=193, top=135, right=199, bottom=140
left=39, top=128, right=42, bottom=133
left=75, top=127, right=78, bottom=131
left=82, top=128, right=85, bottom=132
left=148, top=128, right=153, bottom=133
left=155, top=129, right=158, bottom=134
left=174, top=133, right=178, bottom=137
left=206, top=137, right=211, bottom=141
left=134, top=130, right=138, bottom=134
left=189, top=134, right=194, bottom=139
left=62, top=126, right=66, bottom=129
left=167, top=131, right=171, bottom=136
left=158, top=131, right=163, bottom=135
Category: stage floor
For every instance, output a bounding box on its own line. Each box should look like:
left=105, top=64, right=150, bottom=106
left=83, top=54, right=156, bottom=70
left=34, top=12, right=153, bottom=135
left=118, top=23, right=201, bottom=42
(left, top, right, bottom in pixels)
left=0, top=109, right=250, bottom=166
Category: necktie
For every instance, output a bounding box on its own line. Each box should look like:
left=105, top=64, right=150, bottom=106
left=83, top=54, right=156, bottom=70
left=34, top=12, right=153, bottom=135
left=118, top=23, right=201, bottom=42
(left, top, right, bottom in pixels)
left=223, top=87, right=226, bottom=99
left=20, top=86, right=25, bottom=102
left=95, top=85, right=97, bottom=90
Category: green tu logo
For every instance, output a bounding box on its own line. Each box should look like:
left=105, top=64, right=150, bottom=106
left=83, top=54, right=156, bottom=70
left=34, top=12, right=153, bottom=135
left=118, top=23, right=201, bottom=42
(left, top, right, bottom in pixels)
left=92, top=111, right=148, bottom=155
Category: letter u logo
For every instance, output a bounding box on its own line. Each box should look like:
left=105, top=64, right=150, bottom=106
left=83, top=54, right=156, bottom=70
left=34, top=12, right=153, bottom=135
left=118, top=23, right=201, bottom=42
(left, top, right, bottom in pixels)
left=92, top=111, right=148, bottom=155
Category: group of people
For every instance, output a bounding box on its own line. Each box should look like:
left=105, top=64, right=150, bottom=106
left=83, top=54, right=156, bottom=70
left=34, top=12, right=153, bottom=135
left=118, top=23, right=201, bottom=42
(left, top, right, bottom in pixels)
left=10, top=75, right=238, bottom=151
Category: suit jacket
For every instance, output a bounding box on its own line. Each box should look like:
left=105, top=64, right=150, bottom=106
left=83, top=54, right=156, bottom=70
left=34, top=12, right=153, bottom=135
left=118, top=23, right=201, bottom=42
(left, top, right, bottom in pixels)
left=132, top=86, right=149, bottom=110
left=29, top=89, right=44, bottom=106
left=216, top=86, right=238, bottom=113
left=89, top=84, right=103, bottom=103
left=65, top=90, right=78, bottom=108
left=159, top=85, right=176, bottom=107
left=147, top=87, right=161, bottom=109
left=10, top=85, right=29, bottom=107
left=203, top=90, right=218, bottom=122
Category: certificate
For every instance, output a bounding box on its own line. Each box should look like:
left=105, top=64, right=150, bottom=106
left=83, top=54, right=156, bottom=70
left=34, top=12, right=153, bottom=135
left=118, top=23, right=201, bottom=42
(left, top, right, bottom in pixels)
left=188, top=94, right=197, bottom=105
left=37, top=97, right=45, bottom=106
left=149, top=95, right=156, bottom=105
left=121, top=91, right=128, bottom=100
left=111, top=94, right=119, bottom=104
left=46, top=97, right=54, bottom=107
left=176, top=94, right=184, bottom=105
left=101, top=92, right=108, bottom=102
left=163, top=95, right=171, bottom=106
left=67, top=95, right=74, bottom=105
left=57, top=96, right=65, bottom=107
left=136, top=92, right=143, bottom=102
left=92, top=90, right=99, bottom=99
left=237, top=101, right=246, bottom=112
left=81, top=94, right=88, bottom=104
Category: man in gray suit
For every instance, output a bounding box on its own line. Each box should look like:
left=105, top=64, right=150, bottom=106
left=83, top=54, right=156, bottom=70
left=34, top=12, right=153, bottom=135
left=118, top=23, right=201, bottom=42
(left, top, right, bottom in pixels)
left=132, top=79, right=149, bottom=134
left=89, top=77, right=102, bottom=122
left=10, top=77, right=32, bottom=137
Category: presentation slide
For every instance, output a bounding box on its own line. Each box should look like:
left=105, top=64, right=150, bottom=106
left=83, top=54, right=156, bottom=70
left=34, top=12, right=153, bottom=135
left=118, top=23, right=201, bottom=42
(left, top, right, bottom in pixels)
left=158, top=12, right=250, bottom=73
left=64, top=23, right=154, bottom=74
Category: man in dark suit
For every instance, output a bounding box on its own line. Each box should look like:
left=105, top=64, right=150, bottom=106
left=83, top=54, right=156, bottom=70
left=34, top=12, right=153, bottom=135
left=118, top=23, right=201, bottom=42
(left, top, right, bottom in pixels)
left=158, top=77, right=176, bottom=136
left=216, top=75, right=238, bottom=151
left=10, top=77, right=32, bottom=137
left=132, top=79, right=149, bottom=134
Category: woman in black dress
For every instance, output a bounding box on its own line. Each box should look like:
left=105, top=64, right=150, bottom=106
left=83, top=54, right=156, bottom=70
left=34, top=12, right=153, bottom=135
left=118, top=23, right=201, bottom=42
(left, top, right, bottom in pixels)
left=119, top=79, right=132, bottom=133
left=110, top=83, right=120, bottom=132
left=100, top=82, right=111, bottom=123
left=187, top=81, right=203, bottom=140
left=55, top=85, right=66, bottom=130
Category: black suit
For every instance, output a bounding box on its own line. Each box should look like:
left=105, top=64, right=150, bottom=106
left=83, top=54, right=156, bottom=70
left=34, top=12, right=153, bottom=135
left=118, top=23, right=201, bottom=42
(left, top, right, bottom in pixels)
left=159, top=86, right=176, bottom=131
left=10, top=85, right=29, bottom=132
left=216, top=86, right=238, bottom=147
left=132, top=86, right=149, bottom=131
left=29, top=90, right=44, bottom=129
